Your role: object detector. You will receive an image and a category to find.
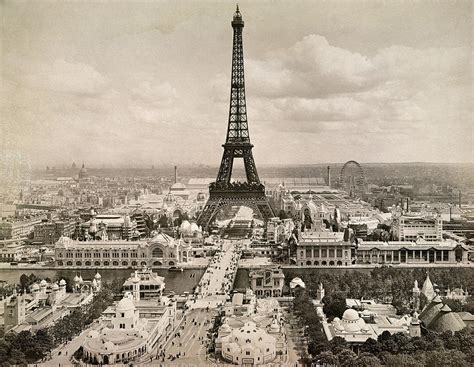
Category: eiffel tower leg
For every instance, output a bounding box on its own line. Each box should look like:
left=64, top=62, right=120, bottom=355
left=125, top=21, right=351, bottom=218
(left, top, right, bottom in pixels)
left=197, top=200, right=220, bottom=229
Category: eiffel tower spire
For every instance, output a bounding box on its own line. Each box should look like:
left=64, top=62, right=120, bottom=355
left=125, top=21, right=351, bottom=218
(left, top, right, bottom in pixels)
left=216, top=6, right=260, bottom=185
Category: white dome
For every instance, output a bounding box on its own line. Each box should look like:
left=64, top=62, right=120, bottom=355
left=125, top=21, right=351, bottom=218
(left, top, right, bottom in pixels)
left=40, top=279, right=47, bottom=287
left=190, top=222, right=200, bottom=232
left=117, top=296, right=135, bottom=312
left=220, top=323, right=232, bottom=334
left=290, top=277, right=306, bottom=289
left=59, top=279, right=66, bottom=286
left=52, top=283, right=59, bottom=291
left=31, top=283, right=40, bottom=291
left=180, top=220, right=192, bottom=232
left=342, top=309, right=359, bottom=321
left=73, top=275, right=80, bottom=282
left=95, top=272, right=102, bottom=280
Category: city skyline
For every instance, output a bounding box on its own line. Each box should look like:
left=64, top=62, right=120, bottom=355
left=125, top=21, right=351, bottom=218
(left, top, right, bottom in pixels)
left=2, top=1, right=472, bottom=168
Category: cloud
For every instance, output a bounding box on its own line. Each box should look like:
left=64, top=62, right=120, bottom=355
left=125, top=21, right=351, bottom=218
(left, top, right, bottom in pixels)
left=24, top=59, right=107, bottom=96
left=131, top=81, right=178, bottom=106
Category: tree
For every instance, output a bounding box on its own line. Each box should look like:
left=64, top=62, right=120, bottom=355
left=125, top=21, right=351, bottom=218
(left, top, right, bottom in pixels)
left=328, top=336, right=348, bottom=354
left=336, top=349, right=357, bottom=367
left=425, top=349, right=455, bottom=367
left=316, top=351, right=338, bottom=366
left=322, top=291, right=347, bottom=320
left=361, top=338, right=382, bottom=355
left=383, top=353, right=420, bottom=367
left=353, top=353, right=383, bottom=367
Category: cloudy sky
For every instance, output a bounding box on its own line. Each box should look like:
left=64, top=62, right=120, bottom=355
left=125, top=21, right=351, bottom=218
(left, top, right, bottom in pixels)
left=1, top=0, right=472, bottom=168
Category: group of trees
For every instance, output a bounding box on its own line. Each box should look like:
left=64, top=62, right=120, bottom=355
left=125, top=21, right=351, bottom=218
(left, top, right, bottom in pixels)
left=0, top=284, right=115, bottom=365
left=286, top=267, right=474, bottom=315
left=316, top=328, right=473, bottom=366
left=292, top=288, right=474, bottom=367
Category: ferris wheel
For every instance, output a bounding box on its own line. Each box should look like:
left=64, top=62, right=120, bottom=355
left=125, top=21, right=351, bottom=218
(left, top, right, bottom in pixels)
left=338, top=160, right=366, bottom=196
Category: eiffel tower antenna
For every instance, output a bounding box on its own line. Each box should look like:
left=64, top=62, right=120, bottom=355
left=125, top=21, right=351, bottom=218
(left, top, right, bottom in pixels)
left=197, top=6, right=275, bottom=230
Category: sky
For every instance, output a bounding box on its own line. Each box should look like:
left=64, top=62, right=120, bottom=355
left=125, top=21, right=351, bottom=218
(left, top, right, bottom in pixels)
left=1, top=0, right=472, bottom=168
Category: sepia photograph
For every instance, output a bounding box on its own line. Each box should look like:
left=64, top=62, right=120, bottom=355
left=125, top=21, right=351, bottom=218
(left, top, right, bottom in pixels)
left=0, top=0, right=473, bottom=366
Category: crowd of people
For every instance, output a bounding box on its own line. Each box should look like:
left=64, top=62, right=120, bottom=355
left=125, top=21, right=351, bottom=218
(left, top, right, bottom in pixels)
left=195, top=241, right=242, bottom=297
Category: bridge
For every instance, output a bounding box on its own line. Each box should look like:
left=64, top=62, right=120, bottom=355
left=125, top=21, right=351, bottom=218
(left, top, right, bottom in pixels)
left=149, top=240, right=242, bottom=364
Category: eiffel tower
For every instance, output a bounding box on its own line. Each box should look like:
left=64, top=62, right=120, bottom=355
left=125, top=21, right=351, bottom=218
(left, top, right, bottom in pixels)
left=197, top=6, right=275, bottom=230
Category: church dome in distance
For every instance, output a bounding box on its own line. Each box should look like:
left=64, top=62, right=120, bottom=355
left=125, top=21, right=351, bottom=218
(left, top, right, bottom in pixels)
left=79, top=163, right=88, bottom=179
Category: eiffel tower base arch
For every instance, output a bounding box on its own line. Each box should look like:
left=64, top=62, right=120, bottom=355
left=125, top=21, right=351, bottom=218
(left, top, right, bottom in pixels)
left=197, top=186, right=275, bottom=231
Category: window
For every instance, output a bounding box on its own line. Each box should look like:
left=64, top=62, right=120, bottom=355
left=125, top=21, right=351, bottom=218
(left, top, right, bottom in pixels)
left=75, top=252, right=82, bottom=258
left=94, top=252, right=101, bottom=258
left=85, top=252, right=92, bottom=258
left=121, top=313, right=125, bottom=317
left=246, top=351, right=250, bottom=356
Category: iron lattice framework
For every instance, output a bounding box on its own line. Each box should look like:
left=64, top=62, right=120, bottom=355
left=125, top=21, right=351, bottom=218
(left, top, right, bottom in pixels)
left=197, top=6, right=275, bottom=229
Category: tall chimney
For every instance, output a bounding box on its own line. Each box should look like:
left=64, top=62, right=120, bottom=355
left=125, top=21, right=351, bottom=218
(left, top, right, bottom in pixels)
left=459, top=191, right=461, bottom=208
left=327, top=166, right=331, bottom=188
left=174, top=166, right=177, bottom=184
left=406, top=198, right=409, bottom=212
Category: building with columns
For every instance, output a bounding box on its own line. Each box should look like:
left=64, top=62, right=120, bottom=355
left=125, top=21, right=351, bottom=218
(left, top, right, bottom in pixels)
left=54, top=231, right=192, bottom=268
left=296, top=229, right=352, bottom=267
left=355, top=240, right=469, bottom=265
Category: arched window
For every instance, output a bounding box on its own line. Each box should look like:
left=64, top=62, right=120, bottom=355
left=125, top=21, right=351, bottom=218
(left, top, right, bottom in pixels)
left=104, top=261, right=109, bottom=266
left=306, top=260, right=312, bottom=266
left=66, top=261, right=73, bottom=266
left=122, top=261, right=128, bottom=266
left=113, top=261, right=119, bottom=266
left=94, top=261, right=100, bottom=266
left=329, top=261, right=335, bottom=266
left=141, top=261, right=147, bottom=266
left=57, top=261, right=63, bottom=266
left=85, top=261, right=91, bottom=266
left=152, top=247, right=164, bottom=258
left=132, top=261, right=137, bottom=266
left=76, top=261, right=82, bottom=266
left=321, top=261, right=327, bottom=266
left=314, top=261, right=319, bottom=265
